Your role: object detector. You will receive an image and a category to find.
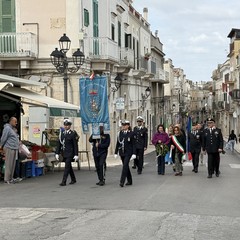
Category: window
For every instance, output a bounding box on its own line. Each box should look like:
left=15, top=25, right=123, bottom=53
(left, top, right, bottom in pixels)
left=118, top=21, right=121, bottom=47
left=125, top=33, right=131, bottom=48
left=84, top=9, right=89, bottom=27
left=111, top=24, right=115, bottom=41
left=93, top=0, right=98, bottom=37
left=0, top=0, right=16, bottom=32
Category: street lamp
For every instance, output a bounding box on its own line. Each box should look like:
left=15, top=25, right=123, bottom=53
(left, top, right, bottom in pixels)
left=141, top=87, right=151, bottom=109
left=50, top=33, right=85, bottom=102
left=111, top=74, right=125, bottom=92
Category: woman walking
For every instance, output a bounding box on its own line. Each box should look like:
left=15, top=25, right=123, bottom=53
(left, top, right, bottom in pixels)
left=170, top=125, right=186, bottom=176
left=152, top=124, right=170, bottom=175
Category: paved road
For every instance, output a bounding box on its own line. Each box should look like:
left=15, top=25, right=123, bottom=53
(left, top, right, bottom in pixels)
left=1, top=150, right=240, bottom=240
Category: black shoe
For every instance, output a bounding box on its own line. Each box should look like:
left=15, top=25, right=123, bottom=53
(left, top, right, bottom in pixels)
left=216, top=171, right=220, bottom=177
left=137, top=171, right=142, bottom=175
left=194, top=170, right=198, bottom=173
left=96, top=181, right=100, bottom=185
left=99, top=181, right=105, bottom=186
left=119, top=183, right=124, bottom=187
left=207, top=175, right=212, bottom=178
left=125, top=182, right=132, bottom=186
left=69, top=180, right=76, bottom=185
left=132, top=165, right=136, bottom=169
left=59, top=182, right=66, bottom=186
left=192, top=169, right=195, bottom=172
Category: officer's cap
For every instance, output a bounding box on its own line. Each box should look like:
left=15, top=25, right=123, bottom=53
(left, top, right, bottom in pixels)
left=121, top=120, right=130, bottom=125
left=136, top=116, right=144, bottom=122
left=206, top=118, right=215, bottom=123
left=63, top=118, right=72, bottom=126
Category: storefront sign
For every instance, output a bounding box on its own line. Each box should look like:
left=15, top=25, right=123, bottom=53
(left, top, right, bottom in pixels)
left=116, top=97, right=125, bottom=110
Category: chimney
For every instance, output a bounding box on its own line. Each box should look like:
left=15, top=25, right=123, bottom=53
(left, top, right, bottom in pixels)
left=155, top=30, right=158, bottom=37
left=143, top=7, right=148, bottom=21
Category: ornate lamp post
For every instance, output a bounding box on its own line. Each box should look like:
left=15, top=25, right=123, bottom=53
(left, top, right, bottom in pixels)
left=50, top=33, right=85, bottom=102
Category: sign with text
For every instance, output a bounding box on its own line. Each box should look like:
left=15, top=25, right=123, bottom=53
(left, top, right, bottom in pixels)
left=116, top=97, right=125, bottom=110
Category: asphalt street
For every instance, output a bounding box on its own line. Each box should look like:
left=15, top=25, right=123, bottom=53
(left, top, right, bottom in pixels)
left=0, top=149, right=240, bottom=240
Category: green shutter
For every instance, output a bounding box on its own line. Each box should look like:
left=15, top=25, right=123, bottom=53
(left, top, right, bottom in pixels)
left=0, top=0, right=16, bottom=33
left=84, top=9, right=89, bottom=27
left=92, top=0, right=99, bottom=55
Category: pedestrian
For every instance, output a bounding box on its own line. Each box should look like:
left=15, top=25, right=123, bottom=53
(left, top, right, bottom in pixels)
left=202, top=118, right=223, bottom=178
left=188, top=122, right=202, bottom=173
left=170, top=125, right=186, bottom=176
left=55, top=119, right=79, bottom=186
left=89, top=126, right=110, bottom=186
left=132, top=116, right=148, bottom=174
left=152, top=124, right=170, bottom=175
left=227, top=130, right=237, bottom=152
left=0, top=117, right=19, bottom=184
left=165, top=124, right=174, bottom=165
left=114, top=120, right=136, bottom=187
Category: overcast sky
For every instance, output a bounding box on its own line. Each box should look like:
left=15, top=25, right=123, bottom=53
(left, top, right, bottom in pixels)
left=133, top=0, right=240, bottom=82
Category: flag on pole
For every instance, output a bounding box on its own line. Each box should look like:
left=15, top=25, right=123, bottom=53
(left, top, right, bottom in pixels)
left=89, top=71, right=95, bottom=80
left=79, top=75, right=110, bottom=138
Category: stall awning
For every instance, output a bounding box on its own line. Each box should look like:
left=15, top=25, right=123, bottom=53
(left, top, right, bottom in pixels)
left=0, top=82, right=13, bottom=91
left=2, top=87, right=80, bottom=117
left=0, top=74, right=47, bottom=88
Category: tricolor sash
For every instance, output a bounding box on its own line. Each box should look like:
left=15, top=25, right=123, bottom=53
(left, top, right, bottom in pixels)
left=171, top=135, right=184, bottom=153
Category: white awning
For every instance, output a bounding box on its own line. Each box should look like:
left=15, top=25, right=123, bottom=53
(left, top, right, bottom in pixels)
left=0, top=74, right=47, bottom=88
left=1, top=87, right=80, bottom=117
left=0, top=82, right=13, bottom=91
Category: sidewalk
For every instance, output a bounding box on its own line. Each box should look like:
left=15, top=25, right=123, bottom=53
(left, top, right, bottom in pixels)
left=223, top=136, right=240, bottom=154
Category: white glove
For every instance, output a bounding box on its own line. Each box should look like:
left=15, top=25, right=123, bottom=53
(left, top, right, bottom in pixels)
left=130, top=154, right=137, bottom=161
left=114, top=154, right=118, bottom=159
left=55, top=154, right=59, bottom=161
left=73, top=155, right=79, bottom=162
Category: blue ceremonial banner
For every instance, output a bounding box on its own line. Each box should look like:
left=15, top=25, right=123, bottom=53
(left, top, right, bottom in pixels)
left=79, top=76, right=110, bottom=138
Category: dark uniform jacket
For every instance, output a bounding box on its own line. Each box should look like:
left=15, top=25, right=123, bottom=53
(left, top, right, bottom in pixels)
left=188, top=130, right=202, bottom=153
left=56, top=129, right=78, bottom=160
left=202, top=127, right=223, bottom=153
left=115, top=130, right=136, bottom=157
left=89, top=134, right=110, bottom=157
left=133, top=126, right=148, bottom=149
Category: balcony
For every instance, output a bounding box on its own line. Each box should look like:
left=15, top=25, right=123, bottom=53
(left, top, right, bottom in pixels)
left=230, top=89, right=240, bottom=101
left=150, top=68, right=169, bottom=83
left=85, top=37, right=118, bottom=62
left=0, top=32, right=37, bottom=59
left=118, top=47, right=134, bottom=69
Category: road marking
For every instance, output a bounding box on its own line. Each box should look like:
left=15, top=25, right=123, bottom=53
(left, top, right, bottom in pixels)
left=229, top=164, right=240, bottom=169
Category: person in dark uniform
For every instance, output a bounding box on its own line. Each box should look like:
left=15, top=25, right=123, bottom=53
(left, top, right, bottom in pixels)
left=89, top=126, right=110, bottom=186
left=202, top=118, right=223, bottom=178
left=114, top=120, right=136, bottom=187
left=55, top=119, right=79, bottom=186
left=188, top=122, right=202, bottom=173
left=132, top=116, right=148, bottom=174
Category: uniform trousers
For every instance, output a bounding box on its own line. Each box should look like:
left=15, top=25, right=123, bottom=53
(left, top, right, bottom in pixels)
left=62, top=157, right=76, bottom=183
left=120, top=155, right=132, bottom=184
left=3, top=147, right=17, bottom=182
left=94, top=152, right=107, bottom=182
left=135, top=148, right=144, bottom=173
left=207, top=152, right=220, bottom=175
left=191, top=152, right=200, bottom=171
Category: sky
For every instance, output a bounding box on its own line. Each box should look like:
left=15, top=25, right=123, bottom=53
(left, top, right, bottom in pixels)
left=133, top=0, right=240, bottom=82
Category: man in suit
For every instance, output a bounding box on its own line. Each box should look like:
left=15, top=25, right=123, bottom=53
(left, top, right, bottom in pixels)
left=55, top=119, right=79, bottom=186
left=188, top=122, right=202, bottom=173
left=202, top=118, right=223, bottom=178
left=89, top=126, right=110, bottom=186
left=132, top=116, right=148, bottom=174
left=114, top=120, right=136, bottom=187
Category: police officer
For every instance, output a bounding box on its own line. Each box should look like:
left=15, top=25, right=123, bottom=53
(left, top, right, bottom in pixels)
left=202, top=118, right=223, bottom=178
left=188, top=122, right=202, bottom=173
left=114, top=120, right=136, bottom=187
left=132, top=116, right=148, bottom=174
left=89, top=126, right=110, bottom=186
left=55, top=119, right=79, bottom=186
